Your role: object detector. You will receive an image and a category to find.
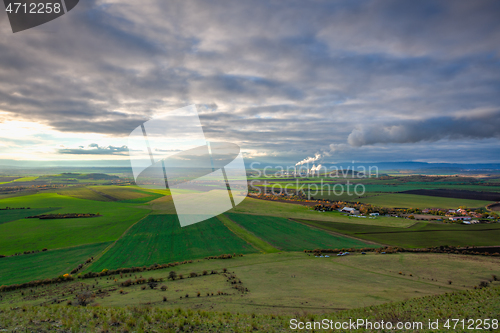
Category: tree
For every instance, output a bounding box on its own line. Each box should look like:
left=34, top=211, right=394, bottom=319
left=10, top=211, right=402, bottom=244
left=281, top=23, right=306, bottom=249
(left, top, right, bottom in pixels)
left=168, top=271, right=177, bottom=280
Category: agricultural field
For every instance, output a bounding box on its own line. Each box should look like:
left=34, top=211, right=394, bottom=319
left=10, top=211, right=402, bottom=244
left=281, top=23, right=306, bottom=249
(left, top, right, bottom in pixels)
left=86, top=215, right=258, bottom=272
left=0, top=242, right=111, bottom=286
left=0, top=208, right=55, bottom=225
left=0, top=193, right=149, bottom=255
left=89, top=186, right=164, bottom=203
left=297, top=219, right=500, bottom=248
left=225, top=213, right=378, bottom=251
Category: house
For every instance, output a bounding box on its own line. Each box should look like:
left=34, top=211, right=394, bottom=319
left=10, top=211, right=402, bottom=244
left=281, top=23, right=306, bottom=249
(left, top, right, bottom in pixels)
left=449, top=216, right=471, bottom=221
left=457, top=208, right=468, bottom=215
left=341, top=207, right=360, bottom=215
left=422, top=209, right=430, bottom=213
left=370, top=212, right=380, bottom=216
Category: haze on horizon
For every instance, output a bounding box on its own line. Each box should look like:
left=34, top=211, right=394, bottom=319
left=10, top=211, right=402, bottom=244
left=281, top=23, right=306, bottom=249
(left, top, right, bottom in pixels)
left=0, top=0, right=500, bottom=166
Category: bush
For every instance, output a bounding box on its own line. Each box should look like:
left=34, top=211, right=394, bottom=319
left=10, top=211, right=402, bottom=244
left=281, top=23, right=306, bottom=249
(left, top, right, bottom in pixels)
left=190, top=272, right=197, bottom=278
left=163, top=296, right=167, bottom=302
left=202, top=270, right=208, bottom=275
left=168, top=271, right=177, bottom=280
left=161, top=285, right=167, bottom=291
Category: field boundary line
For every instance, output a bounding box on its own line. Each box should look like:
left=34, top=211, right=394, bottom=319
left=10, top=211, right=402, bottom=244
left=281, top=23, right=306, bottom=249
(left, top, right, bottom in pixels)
left=83, top=213, right=151, bottom=272
left=216, top=214, right=280, bottom=253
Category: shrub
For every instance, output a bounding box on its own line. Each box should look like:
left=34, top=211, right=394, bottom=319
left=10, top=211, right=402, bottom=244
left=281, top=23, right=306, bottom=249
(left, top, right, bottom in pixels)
left=223, top=268, right=227, bottom=273
left=202, top=270, right=208, bottom=275
left=168, top=271, right=177, bottom=280
left=121, top=279, right=132, bottom=287
left=163, top=296, right=167, bottom=302
left=161, top=285, right=167, bottom=291
left=141, top=286, right=146, bottom=290
left=197, top=291, right=200, bottom=297
left=178, top=274, right=184, bottom=279
left=190, top=272, right=197, bottom=278
left=76, top=291, right=94, bottom=306
left=479, top=281, right=489, bottom=288
left=448, top=280, right=452, bottom=285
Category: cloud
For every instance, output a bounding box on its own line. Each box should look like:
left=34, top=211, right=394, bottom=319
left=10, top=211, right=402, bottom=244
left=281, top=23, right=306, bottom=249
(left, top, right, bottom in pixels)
left=0, top=0, right=499, bottom=163
left=347, top=109, right=500, bottom=147
left=58, top=144, right=129, bottom=155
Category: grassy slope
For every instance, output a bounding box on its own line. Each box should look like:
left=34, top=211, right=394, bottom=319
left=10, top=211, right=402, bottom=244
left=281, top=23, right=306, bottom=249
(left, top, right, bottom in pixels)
left=229, top=197, right=415, bottom=227
left=216, top=214, right=280, bottom=253
left=56, top=187, right=112, bottom=201
left=0, top=193, right=149, bottom=255
left=0, top=208, right=55, bottom=225
left=359, top=193, right=492, bottom=209
left=0, top=242, right=111, bottom=286
left=86, top=215, right=258, bottom=271
left=297, top=219, right=500, bottom=248
left=226, top=213, right=377, bottom=251
left=90, top=186, right=164, bottom=203
left=1, top=284, right=499, bottom=333
left=1, top=253, right=499, bottom=317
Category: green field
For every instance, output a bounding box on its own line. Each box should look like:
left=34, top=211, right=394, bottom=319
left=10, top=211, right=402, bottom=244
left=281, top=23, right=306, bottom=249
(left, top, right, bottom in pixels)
left=0, top=242, right=111, bottom=286
left=90, top=186, right=164, bottom=203
left=0, top=208, right=56, bottom=225
left=297, top=219, right=500, bottom=248
left=226, top=213, right=378, bottom=251
left=216, top=214, right=279, bottom=253
left=56, top=187, right=112, bottom=201
left=358, top=193, right=492, bottom=209
left=86, top=215, right=259, bottom=271
left=0, top=193, right=149, bottom=255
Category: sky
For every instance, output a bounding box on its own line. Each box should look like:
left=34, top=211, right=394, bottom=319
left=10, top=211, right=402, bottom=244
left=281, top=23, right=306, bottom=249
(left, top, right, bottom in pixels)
left=0, top=0, right=500, bottom=167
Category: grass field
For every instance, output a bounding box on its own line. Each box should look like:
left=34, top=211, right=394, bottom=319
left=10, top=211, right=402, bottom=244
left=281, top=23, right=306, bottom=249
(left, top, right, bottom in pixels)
left=0, top=176, right=38, bottom=185
left=0, top=208, right=56, bottom=225
left=216, top=214, right=280, bottom=253
left=229, top=197, right=415, bottom=227
left=297, top=219, right=500, bottom=248
left=226, top=213, right=378, bottom=251
left=90, top=186, right=164, bottom=203
left=358, top=193, right=493, bottom=209
left=0, top=193, right=149, bottom=255
left=56, top=187, right=112, bottom=201
left=2, top=252, right=499, bottom=314
left=86, top=214, right=259, bottom=272
left=0, top=284, right=498, bottom=332
left=0, top=242, right=111, bottom=286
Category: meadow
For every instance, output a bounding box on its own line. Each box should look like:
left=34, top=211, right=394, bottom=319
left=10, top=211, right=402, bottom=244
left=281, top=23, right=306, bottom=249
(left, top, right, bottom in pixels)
left=1, top=284, right=499, bottom=333
left=86, top=215, right=258, bottom=272
left=225, top=213, right=377, bottom=251
left=297, top=219, right=500, bottom=248
left=0, top=242, right=111, bottom=286
left=2, top=252, right=499, bottom=316
left=0, top=193, right=149, bottom=255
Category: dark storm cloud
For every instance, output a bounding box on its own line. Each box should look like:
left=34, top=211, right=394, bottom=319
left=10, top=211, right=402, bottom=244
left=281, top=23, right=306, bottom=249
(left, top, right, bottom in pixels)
left=347, top=110, right=500, bottom=147
left=0, top=0, right=500, bottom=162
